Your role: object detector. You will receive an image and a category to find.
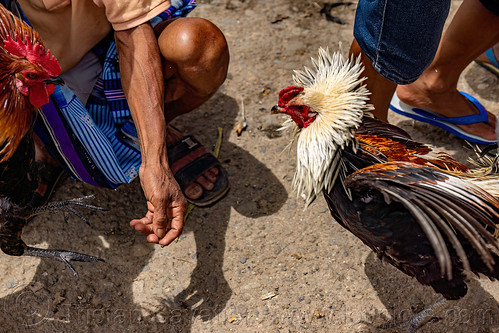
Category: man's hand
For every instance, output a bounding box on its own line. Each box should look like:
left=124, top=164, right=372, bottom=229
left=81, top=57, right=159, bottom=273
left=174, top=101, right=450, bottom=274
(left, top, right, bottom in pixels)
left=130, top=162, right=187, bottom=246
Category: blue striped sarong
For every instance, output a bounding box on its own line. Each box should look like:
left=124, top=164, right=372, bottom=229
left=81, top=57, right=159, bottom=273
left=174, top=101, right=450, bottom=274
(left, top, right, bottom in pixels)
left=26, top=0, right=197, bottom=189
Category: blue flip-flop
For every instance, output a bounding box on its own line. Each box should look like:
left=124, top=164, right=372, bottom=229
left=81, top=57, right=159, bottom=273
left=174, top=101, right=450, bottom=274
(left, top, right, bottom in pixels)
left=390, top=91, right=497, bottom=145
left=475, top=48, right=499, bottom=78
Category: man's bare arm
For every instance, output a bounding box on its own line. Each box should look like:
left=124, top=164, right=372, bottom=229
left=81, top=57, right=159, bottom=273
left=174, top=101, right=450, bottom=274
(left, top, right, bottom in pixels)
left=115, top=23, right=186, bottom=245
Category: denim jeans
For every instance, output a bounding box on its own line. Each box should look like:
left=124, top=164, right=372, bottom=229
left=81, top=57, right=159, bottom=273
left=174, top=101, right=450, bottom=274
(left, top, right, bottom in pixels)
left=353, top=0, right=451, bottom=84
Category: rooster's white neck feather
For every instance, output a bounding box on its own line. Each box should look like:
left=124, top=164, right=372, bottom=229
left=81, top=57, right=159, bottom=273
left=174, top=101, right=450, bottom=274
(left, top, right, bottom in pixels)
left=283, top=48, right=373, bottom=205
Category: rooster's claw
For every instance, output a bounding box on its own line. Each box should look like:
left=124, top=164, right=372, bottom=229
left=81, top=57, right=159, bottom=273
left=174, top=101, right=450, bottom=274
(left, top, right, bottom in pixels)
left=24, top=246, right=104, bottom=280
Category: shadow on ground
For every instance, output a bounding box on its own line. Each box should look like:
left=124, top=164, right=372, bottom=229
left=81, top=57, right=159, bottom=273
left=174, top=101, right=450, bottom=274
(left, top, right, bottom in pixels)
left=358, top=251, right=499, bottom=333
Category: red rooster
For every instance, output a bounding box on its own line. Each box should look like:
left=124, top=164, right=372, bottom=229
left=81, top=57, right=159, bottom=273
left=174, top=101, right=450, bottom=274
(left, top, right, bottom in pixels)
left=0, top=3, right=62, bottom=162
left=272, top=48, right=499, bottom=332
left=0, top=4, right=104, bottom=279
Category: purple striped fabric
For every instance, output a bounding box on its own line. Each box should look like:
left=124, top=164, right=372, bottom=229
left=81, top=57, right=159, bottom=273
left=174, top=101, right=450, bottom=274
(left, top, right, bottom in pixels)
left=38, top=101, right=100, bottom=186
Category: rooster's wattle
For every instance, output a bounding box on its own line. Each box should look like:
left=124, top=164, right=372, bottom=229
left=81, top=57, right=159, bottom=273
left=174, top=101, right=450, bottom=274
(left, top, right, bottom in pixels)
left=272, top=48, right=499, bottom=331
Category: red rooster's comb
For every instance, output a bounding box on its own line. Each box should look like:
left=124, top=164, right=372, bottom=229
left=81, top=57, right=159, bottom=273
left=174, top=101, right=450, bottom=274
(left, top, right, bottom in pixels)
left=3, top=34, right=61, bottom=76
left=278, top=86, right=304, bottom=108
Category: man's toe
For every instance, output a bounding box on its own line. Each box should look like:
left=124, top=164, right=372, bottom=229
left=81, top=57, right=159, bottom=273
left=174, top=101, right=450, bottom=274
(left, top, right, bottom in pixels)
left=196, top=175, right=214, bottom=191
left=204, top=168, right=218, bottom=183
left=184, top=183, right=203, bottom=199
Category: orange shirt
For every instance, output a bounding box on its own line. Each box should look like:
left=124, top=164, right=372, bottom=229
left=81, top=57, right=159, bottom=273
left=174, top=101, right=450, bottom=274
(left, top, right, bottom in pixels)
left=17, top=0, right=171, bottom=72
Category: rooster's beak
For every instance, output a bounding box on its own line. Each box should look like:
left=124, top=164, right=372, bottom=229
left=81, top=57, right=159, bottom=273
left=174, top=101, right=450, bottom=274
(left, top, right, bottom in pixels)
left=271, top=105, right=282, bottom=114
left=43, top=75, right=65, bottom=86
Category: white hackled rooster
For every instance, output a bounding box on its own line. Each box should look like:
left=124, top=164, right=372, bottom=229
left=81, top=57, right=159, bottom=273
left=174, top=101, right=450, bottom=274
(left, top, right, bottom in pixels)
left=272, top=48, right=499, bottom=332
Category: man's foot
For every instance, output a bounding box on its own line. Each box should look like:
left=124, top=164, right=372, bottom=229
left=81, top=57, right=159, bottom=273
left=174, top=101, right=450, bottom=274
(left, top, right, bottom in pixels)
left=166, top=126, right=229, bottom=206
left=166, top=127, right=215, bottom=199
left=395, top=83, right=497, bottom=142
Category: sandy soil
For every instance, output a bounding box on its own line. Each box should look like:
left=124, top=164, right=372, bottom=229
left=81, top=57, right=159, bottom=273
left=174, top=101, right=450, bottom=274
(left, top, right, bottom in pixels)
left=0, top=1, right=498, bottom=332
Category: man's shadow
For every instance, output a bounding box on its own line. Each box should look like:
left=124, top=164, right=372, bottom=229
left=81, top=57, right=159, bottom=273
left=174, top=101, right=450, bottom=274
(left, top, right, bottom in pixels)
left=0, top=93, right=287, bottom=332
left=147, top=92, right=289, bottom=330
left=358, top=251, right=499, bottom=333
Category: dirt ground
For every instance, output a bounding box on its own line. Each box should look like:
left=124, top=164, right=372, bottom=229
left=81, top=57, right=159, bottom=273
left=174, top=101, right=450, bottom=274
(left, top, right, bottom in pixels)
left=1, top=1, right=498, bottom=332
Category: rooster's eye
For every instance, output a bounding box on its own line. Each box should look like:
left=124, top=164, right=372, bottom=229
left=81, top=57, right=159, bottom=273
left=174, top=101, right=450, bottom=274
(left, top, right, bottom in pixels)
left=26, top=72, right=38, bottom=79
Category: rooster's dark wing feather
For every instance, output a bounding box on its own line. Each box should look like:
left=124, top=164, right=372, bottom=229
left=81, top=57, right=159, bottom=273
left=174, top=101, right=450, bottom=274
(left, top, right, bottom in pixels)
left=328, top=161, right=499, bottom=299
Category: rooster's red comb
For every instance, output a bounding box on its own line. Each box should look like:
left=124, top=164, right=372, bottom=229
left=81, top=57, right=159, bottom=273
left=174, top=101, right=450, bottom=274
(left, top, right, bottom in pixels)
left=3, top=34, right=61, bottom=76
left=278, top=86, right=304, bottom=108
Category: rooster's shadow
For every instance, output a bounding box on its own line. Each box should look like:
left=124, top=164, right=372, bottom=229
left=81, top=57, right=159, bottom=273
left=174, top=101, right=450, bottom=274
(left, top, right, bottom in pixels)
left=358, top=251, right=499, bottom=333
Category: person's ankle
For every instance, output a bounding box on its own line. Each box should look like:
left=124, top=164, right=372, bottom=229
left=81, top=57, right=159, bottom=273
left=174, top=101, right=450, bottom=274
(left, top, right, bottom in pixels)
left=405, top=73, right=456, bottom=97
left=166, top=126, right=184, bottom=145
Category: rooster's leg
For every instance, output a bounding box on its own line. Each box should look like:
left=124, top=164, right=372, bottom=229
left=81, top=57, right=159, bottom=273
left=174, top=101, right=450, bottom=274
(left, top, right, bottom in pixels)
left=380, top=297, right=451, bottom=333
left=30, top=195, right=107, bottom=225
left=405, top=298, right=449, bottom=333
left=23, top=246, right=103, bottom=280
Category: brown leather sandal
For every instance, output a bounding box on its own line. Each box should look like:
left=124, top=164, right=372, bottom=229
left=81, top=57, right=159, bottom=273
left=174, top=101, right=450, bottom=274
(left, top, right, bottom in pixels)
left=167, top=135, right=229, bottom=206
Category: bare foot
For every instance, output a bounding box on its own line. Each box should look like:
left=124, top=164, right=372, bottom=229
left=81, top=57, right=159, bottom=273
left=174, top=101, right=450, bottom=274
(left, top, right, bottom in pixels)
left=396, top=83, right=497, bottom=142
left=166, top=126, right=219, bottom=200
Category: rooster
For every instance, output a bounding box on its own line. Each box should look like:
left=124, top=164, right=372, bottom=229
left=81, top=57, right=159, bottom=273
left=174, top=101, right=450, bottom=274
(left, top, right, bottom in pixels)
left=0, top=3, right=62, bottom=162
left=272, top=48, right=499, bottom=332
left=0, top=4, right=105, bottom=279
